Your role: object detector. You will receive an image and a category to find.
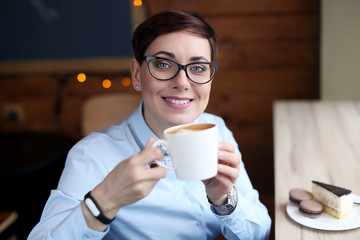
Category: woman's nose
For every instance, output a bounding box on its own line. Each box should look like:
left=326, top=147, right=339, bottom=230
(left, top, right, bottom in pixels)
left=171, top=69, right=190, bottom=90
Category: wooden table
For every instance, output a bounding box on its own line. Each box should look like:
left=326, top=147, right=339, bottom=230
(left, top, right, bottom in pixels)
left=274, top=101, right=360, bottom=239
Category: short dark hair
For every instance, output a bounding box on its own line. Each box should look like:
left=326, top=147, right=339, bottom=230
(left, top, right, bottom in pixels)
left=132, top=9, right=218, bottom=65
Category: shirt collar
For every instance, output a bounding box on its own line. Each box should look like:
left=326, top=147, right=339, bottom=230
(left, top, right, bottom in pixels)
left=128, top=100, right=158, bottom=150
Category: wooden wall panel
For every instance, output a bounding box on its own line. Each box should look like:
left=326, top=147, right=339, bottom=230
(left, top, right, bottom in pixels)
left=0, top=74, right=137, bottom=136
left=214, top=70, right=318, bottom=96
left=218, top=42, right=318, bottom=69
left=0, top=76, right=58, bottom=98
left=212, top=14, right=318, bottom=42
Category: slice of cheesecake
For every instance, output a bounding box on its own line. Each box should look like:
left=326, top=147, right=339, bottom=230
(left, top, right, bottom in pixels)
left=312, top=181, right=353, bottom=219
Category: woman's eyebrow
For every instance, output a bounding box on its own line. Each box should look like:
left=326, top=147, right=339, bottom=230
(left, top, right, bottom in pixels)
left=190, top=56, right=209, bottom=62
left=153, top=51, right=209, bottom=62
left=153, top=51, right=175, bottom=58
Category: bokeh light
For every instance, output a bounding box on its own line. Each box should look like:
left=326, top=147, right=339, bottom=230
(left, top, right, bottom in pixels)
left=102, top=79, right=112, bottom=88
left=121, top=77, right=131, bottom=87
left=134, top=0, right=142, bottom=7
left=77, top=73, right=86, bottom=82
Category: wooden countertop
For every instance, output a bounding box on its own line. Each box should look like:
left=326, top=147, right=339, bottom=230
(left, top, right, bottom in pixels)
left=274, top=101, right=360, bottom=239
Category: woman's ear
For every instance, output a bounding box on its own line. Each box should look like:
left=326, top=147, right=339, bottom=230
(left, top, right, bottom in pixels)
left=131, top=58, right=141, bottom=91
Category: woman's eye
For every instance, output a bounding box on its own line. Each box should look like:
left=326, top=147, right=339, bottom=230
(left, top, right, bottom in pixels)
left=154, top=61, right=171, bottom=69
left=190, top=65, right=206, bottom=73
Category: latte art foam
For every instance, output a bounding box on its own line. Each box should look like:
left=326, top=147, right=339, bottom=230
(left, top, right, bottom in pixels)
left=166, top=123, right=215, bottom=135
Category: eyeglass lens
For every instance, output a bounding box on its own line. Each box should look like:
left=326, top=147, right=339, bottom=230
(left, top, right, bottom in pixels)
left=148, top=58, right=216, bottom=84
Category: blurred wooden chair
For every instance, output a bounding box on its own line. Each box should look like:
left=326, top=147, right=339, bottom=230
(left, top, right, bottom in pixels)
left=81, top=93, right=141, bottom=136
left=0, top=210, right=18, bottom=240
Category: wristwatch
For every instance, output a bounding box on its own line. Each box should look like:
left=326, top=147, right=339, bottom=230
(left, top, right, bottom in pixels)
left=207, top=186, right=238, bottom=213
left=84, top=191, right=115, bottom=225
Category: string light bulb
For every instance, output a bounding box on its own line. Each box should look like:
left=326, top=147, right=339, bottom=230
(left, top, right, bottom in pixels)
left=121, top=77, right=131, bottom=87
left=134, top=0, right=142, bottom=7
left=102, top=79, right=112, bottom=88
left=77, top=73, right=86, bottom=82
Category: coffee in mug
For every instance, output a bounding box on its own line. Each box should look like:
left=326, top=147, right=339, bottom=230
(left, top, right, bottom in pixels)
left=152, top=123, right=218, bottom=180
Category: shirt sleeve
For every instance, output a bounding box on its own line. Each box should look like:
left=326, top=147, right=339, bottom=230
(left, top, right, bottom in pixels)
left=213, top=116, right=272, bottom=240
left=28, top=190, right=109, bottom=240
left=28, top=135, right=113, bottom=240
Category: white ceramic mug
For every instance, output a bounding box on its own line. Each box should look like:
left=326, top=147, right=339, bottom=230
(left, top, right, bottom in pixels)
left=152, top=123, right=218, bottom=180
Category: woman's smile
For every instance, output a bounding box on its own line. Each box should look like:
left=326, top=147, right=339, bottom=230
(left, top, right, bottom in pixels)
left=162, top=96, right=193, bottom=109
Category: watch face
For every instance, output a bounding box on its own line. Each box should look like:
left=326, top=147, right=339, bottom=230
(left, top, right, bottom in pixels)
left=230, top=186, right=238, bottom=207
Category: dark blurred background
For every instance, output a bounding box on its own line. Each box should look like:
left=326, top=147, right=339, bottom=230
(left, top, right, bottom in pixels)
left=1, top=0, right=358, bottom=239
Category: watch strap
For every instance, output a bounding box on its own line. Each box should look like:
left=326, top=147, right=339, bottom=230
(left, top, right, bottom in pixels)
left=207, top=186, right=238, bottom=213
left=84, top=191, right=115, bottom=225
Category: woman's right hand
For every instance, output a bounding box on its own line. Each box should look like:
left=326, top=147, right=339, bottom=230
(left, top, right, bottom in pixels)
left=81, top=137, right=167, bottom=230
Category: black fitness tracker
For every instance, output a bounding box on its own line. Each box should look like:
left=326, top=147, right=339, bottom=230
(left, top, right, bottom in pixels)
left=84, top=191, right=115, bottom=225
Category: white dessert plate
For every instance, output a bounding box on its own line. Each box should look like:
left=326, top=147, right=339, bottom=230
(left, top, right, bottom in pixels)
left=286, top=201, right=360, bottom=231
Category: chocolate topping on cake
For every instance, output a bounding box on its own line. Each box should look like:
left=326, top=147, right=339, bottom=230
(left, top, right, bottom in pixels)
left=312, top=181, right=351, bottom=197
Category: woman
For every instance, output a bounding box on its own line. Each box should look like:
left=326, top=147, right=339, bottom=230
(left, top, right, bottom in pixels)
left=29, top=9, right=271, bottom=239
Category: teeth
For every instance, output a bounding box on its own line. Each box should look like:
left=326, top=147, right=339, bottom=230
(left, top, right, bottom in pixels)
left=165, top=98, right=190, bottom=104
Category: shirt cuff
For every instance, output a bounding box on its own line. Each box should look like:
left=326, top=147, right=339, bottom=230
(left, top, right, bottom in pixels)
left=51, top=204, right=109, bottom=239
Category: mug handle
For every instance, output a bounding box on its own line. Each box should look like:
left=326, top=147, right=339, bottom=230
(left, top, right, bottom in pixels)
left=152, top=139, right=175, bottom=170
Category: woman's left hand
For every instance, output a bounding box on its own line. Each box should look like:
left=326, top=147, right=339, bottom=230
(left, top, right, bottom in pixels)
left=203, top=142, right=241, bottom=206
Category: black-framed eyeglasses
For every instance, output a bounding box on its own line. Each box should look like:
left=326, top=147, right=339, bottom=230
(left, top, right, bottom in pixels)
left=143, top=56, right=219, bottom=84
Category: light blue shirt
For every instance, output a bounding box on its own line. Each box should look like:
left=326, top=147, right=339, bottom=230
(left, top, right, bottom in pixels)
left=28, top=102, right=271, bottom=240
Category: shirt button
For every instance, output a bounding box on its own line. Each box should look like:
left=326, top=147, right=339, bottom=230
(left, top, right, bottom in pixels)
left=82, top=234, right=89, bottom=239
